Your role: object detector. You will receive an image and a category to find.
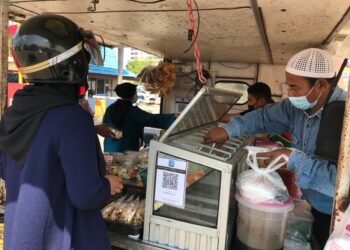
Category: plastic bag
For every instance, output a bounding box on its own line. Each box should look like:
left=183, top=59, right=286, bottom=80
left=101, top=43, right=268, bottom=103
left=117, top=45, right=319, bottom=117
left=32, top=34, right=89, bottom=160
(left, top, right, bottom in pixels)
left=137, top=62, right=176, bottom=96
left=324, top=204, right=350, bottom=250
left=288, top=200, right=314, bottom=241
left=284, top=236, right=311, bottom=250
left=236, top=146, right=289, bottom=204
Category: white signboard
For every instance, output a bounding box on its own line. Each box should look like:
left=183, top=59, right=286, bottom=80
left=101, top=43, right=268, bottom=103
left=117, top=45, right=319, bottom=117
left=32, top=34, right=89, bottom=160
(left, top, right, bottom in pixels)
left=154, top=157, right=187, bottom=208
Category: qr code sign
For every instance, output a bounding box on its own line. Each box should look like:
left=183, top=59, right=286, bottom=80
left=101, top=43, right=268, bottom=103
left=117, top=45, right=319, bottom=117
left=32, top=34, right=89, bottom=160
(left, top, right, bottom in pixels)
left=162, top=172, right=178, bottom=190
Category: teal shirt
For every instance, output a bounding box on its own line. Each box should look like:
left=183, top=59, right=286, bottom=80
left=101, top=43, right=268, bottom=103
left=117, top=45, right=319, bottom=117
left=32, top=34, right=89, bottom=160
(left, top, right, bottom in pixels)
left=103, top=106, right=175, bottom=152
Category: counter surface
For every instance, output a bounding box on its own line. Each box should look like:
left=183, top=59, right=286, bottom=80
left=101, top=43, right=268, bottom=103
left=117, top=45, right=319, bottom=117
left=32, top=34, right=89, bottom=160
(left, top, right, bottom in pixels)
left=109, top=232, right=166, bottom=250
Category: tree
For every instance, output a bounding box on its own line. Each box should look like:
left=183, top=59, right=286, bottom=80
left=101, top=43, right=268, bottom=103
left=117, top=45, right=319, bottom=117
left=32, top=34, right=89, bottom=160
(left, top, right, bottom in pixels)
left=126, top=58, right=158, bottom=74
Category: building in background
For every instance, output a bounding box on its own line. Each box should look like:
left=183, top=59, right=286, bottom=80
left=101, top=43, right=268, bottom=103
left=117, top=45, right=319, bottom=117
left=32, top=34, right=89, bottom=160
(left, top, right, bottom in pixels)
left=338, top=60, right=350, bottom=91
left=88, top=47, right=136, bottom=97
left=123, top=47, right=160, bottom=67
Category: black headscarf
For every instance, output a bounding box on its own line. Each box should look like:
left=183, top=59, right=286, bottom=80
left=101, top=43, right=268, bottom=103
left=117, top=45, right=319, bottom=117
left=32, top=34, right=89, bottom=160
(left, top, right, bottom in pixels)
left=109, top=83, right=137, bottom=129
left=0, top=84, right=88, bottom=169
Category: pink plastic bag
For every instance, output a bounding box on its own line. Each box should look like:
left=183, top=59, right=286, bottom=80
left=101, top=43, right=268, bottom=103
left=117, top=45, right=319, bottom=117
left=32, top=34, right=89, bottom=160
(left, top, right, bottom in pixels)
left=324, top=205, right=350, bottom=250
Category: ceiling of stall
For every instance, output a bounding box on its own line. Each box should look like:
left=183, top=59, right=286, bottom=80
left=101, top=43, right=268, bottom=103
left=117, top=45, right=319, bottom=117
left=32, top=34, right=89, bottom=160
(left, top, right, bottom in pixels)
left=8, top=0, right=350, bottom=64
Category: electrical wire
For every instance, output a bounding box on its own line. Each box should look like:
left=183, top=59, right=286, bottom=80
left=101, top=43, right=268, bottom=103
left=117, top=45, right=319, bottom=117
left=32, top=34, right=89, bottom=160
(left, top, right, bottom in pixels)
left=126, top=0, right=165, bottom=3
left=183, top=0, right=199, bottom=54
left=177, top=72, right=196, bottom=82
left=218, top=62, right=252, bottom=69
left=186, top=84, right=197, bottom=102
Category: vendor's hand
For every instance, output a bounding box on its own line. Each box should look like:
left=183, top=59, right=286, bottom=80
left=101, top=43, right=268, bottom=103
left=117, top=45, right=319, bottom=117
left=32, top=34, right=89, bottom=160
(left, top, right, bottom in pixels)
left=220, top=114, right=232, bottom=123
left=95, top=124, right=115, bottom=137
left=203, top=127, right=229, bottom=145
left=257, top=148, right=292, bottom=166
left=105, top=175, right=123, bottom=195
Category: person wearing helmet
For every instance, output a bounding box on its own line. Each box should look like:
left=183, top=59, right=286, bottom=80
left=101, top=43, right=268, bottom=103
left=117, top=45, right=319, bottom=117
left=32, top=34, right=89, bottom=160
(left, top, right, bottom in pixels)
left=102, top=82, right=176, bottom=152
left=0, top=14, right=123, bottom=250
left=203, top=48, right=346, bottom=248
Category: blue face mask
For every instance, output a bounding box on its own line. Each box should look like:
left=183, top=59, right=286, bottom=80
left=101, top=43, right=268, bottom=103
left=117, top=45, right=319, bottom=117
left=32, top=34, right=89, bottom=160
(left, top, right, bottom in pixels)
left=288, top=82, right=319, bottom=110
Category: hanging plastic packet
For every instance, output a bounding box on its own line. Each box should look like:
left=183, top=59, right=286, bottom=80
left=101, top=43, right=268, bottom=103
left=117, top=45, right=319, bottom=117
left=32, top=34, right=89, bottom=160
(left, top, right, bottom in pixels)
left=137, top=66, right=160, bottom=85
left=236, top=146, right=289, bottom=204
left=324, top=204, right=350, bottom=250
left=80, top=29, right=104, bottom=66
left=137, top=62, right=176, bottom=96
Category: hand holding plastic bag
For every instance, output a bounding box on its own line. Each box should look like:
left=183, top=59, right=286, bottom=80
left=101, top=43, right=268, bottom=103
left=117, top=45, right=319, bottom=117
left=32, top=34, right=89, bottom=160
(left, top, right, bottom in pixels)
left=324, top=204, right=350, bottom=250
left=236, top=146, right=290, bottom=204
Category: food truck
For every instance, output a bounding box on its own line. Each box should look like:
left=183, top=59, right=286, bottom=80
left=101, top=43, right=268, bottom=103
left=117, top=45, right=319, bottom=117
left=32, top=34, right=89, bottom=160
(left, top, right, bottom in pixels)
left=1, top=0, right=350, bottom=249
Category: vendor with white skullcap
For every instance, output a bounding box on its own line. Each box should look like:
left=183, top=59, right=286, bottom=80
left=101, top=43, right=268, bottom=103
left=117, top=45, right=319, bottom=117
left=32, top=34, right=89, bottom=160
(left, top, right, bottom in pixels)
left=203, top=48, right=346, bottom=248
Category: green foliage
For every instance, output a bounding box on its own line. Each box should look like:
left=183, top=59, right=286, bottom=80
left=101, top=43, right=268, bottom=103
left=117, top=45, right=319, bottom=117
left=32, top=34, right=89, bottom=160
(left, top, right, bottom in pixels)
left=126, top=58, right=158, bottom=74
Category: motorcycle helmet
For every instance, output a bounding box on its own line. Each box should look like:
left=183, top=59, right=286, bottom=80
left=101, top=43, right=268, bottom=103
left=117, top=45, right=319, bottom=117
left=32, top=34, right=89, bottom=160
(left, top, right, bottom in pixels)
left=12, top=14, right=103, bottom=85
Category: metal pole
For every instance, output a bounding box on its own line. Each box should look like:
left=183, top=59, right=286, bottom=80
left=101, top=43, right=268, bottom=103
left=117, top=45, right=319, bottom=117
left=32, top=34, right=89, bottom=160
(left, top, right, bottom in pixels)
left=250, top=0, right=273, bottom=64
left=117, top=47, right=124, bottom=85
left=0, top=0, right=9, bottom=117
left=331, top=81, right=350, bottom=231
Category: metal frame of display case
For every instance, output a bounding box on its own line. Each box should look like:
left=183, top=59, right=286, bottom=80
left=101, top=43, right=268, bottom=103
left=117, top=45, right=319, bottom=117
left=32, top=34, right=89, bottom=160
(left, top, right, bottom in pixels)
left=143, top=87, right=252, bottom=250
left=144, top=140, right=244, bottom=250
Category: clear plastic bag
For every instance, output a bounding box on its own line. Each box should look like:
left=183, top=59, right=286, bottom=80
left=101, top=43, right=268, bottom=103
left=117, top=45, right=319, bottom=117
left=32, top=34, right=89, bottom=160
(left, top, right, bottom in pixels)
left=236, top=146, right=289, bottom=204
left=137, top=62, right=176, bottom=96
left=324, top=204, right=350, bottom=250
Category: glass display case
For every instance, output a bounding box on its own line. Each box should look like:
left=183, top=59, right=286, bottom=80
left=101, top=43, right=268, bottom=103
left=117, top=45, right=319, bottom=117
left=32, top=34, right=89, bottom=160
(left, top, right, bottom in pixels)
left=143, top=87, right=253, bottom=250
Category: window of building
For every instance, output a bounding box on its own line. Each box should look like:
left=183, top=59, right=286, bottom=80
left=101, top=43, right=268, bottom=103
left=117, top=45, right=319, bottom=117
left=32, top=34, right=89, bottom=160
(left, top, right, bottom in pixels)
left=96, top=79, right=105, bottom=94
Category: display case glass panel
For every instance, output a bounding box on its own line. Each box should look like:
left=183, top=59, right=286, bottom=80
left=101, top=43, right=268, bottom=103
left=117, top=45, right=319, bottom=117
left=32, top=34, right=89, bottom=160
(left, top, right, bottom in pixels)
left=166, top=88, right=241, bottom=137
left=153, top=152, right=221, bottom=228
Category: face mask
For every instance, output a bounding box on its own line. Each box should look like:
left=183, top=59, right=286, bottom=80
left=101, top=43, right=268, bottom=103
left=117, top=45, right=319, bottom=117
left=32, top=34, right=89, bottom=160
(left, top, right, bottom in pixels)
left=288, top=82, right=319, bottom=110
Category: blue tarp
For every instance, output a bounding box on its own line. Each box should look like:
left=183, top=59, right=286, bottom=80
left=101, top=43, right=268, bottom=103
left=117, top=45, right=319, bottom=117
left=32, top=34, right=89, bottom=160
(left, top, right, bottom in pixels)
left=88, top=47, right=136, bottom=78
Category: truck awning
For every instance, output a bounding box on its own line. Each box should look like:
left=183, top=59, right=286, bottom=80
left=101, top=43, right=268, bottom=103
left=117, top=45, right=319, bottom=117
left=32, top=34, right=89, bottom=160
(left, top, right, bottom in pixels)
left=88, top=64, right=136, bottom=78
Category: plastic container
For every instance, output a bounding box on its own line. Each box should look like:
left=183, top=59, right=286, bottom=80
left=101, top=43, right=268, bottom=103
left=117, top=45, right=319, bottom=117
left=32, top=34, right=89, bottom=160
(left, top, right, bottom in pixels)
left=235, top=192, right=294, bottom=250
left=287, top=200, right=314, bottom=241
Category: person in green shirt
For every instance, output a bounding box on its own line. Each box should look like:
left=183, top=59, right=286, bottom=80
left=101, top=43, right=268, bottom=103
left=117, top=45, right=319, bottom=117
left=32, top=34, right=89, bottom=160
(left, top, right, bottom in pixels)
left=103, top=82, right=176, bottom=152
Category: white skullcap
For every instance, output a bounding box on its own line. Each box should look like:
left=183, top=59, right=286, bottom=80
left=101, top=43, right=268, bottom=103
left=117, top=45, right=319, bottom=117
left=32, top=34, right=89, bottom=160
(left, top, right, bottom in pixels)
left=286, top=48, right=335, bottom=78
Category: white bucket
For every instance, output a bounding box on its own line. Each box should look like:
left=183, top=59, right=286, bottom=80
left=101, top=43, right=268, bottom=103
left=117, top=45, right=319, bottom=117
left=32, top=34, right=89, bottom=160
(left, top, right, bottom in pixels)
left=235, top=192, right=294, bottom=250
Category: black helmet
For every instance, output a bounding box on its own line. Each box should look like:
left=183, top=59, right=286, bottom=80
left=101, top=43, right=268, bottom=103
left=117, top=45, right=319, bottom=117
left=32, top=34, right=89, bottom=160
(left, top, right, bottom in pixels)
left=12, top=14, right=101, bottom=85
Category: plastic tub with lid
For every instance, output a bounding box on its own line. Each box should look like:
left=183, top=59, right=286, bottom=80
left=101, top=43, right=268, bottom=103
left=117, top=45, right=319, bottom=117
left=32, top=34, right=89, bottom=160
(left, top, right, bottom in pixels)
left=235, top=192, right=294, bottom=250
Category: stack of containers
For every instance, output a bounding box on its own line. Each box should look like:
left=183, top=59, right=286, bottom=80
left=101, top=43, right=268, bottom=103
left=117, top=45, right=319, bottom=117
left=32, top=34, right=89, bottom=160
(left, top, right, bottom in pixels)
left=235, top=147, right=294, bottom=250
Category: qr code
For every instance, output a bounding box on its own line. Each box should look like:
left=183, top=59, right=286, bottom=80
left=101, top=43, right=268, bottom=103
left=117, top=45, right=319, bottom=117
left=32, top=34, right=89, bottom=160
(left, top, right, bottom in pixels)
left=162, top=172, right=178, bottom=190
